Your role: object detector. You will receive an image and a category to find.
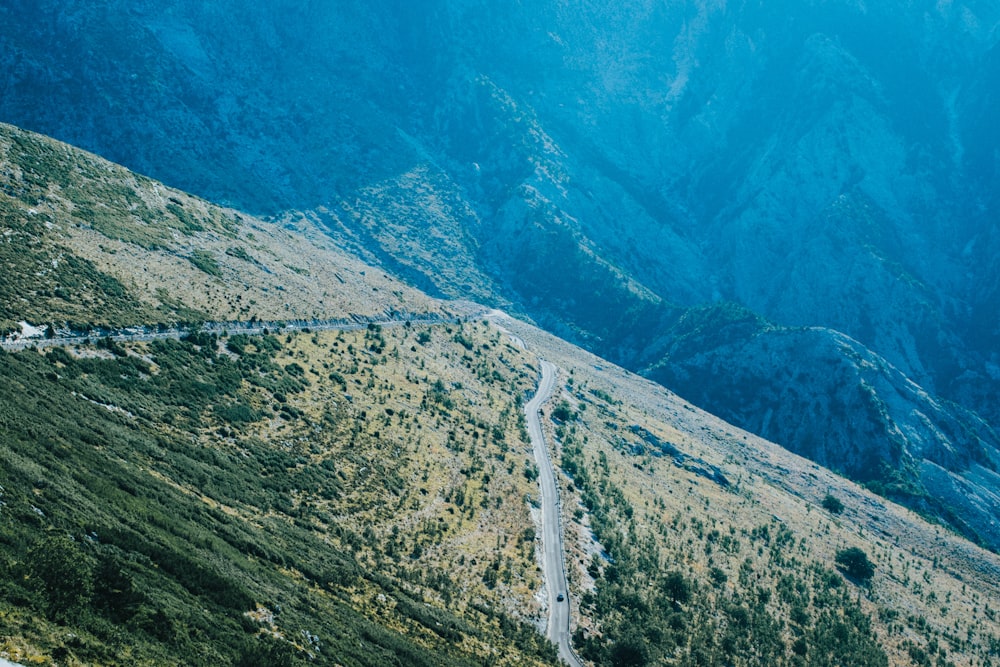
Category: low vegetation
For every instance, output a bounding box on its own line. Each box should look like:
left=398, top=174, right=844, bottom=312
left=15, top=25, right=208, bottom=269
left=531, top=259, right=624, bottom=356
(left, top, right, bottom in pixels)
left=0, top=322, right=555, bottom=665
left=511, top=325, right=1000, bottom=667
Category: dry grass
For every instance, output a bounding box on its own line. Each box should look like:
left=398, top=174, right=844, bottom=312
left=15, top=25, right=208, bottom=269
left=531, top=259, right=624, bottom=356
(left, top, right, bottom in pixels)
left=498, top=313, right=1000, bottom=666
left=1, top=122, right=444, bottom=329
left=149, top=320, right=554, bottom=663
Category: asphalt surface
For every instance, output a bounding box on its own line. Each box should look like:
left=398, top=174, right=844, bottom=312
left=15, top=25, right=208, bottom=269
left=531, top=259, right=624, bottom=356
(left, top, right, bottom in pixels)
left=0, top=310, right=482, bottom=352
left=525, top=359, right=584, bottom=667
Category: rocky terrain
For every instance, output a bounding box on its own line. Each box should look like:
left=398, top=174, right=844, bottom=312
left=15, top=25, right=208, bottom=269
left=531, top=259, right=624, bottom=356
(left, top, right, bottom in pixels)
left=2, top=2, right=998, bottom=544
left=646, top=302, right=1000, bottom=549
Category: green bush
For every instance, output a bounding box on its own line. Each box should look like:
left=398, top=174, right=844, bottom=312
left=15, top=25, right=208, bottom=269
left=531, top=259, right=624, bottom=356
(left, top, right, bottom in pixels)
left=822, top=494, right=845, bottom=514
left=188, top=250, right=221, bottom=277
left=26, top=534, right=94, bottom=621
left=551, top=400, right=576, bottom=422
left=835, top=547, right=875, bottom=582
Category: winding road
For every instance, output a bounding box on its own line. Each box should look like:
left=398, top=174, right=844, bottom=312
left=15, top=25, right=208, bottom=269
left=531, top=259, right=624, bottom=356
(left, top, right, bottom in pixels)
left=525, top=359, right=585, bottom=667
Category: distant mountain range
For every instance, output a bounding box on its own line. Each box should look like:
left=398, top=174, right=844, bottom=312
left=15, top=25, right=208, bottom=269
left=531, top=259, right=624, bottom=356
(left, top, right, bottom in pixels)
left=3, top=0, right=998, bottom=546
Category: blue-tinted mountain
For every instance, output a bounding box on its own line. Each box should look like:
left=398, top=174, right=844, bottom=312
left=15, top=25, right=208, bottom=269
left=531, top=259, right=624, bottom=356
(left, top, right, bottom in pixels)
left=3, top=0, right=999, bottom=544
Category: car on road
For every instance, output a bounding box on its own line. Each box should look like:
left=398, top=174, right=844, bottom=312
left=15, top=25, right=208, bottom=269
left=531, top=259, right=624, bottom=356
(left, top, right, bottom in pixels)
left=556, top=593, right=565, bottom=602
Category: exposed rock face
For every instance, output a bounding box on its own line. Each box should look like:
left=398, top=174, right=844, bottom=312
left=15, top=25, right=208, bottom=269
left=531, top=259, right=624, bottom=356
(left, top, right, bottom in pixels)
left=3, top=1, right=998, bottom=544
left=646, top=302, right=1000, bottom=546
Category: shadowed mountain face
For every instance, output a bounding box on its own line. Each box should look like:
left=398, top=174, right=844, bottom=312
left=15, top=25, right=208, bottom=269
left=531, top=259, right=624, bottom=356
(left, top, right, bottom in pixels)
left=645, top=302, right=1000, bottom=548
left=3, top=1, right=999, bottom=543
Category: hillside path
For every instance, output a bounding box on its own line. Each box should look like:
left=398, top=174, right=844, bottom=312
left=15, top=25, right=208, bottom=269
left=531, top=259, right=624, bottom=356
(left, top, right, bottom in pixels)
left=525, top=359, right=585, bottom=667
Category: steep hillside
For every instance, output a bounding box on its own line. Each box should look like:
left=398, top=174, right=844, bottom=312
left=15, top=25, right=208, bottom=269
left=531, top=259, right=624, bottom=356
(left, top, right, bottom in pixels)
left=2, top=1, right=998, bottom=548
left=500, top=315, right=1000, bottom=667
left=0, top=125, right=558, bottom=666
left=3, top=125, right=1000, bottom=666
left=0, top=123, right=444, bottom=336
left=645, top=303, right=1000, bottom=549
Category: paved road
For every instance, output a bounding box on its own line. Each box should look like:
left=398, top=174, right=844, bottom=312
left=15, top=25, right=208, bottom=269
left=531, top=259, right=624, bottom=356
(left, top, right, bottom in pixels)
left=0, top=308, right=486, bottom=352
left=525, top=360, right=584, bottom=667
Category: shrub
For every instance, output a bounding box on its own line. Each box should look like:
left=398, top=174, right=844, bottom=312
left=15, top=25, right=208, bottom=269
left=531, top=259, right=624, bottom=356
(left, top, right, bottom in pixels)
left=188, top=250, right=221, bottom=277
left=822, top=494, right=844, bottom=514
left=27, top=534, right=94, bottom=621
left=835, top=547, right=875, bottom=582
left=552, top=400, right=576, bottom=422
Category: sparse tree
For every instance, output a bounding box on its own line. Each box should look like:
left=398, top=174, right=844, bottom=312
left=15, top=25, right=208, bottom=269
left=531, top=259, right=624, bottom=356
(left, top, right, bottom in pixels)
left=660, top=570, right=691, bottom=606
left=822, top=494, right=845, bottom=514
left=835, top=547, right=875, bottom=582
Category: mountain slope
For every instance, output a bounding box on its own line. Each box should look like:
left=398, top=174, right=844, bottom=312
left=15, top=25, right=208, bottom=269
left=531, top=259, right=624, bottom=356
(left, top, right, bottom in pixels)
left=2, top=2, right=998, bottom=550
left=646, top=302, right=1000, bottom=548
left=0, top=124, right=556, bottom=666
left=499, top=313, right=1000, bottom=667
left=3, top=124, right=1000, bottom=665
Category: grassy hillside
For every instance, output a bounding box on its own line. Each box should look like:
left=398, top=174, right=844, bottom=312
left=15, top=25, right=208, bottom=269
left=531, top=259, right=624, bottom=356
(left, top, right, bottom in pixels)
left=0, top=322, right=557, bottom=665
left=3, top=123, right=1000, bottom=666
left=0, top=124, right=554, bottom=665
left=501, top=318, right=1000, bottom=667
left=0, top=122, right=441, bottom=337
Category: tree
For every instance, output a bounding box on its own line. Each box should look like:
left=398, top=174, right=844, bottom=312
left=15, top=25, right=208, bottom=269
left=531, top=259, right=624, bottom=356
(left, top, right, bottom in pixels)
left=660, top=570, right=691, bottom=606
left=610, top=633, right=650, bottom=667
left=27, top=534, right=94, bottom=621
left=835, top=547, right=875, bottom=582
left=552, top=400, right=577, bottom=422
left=822, top=494, right=844, bottom=514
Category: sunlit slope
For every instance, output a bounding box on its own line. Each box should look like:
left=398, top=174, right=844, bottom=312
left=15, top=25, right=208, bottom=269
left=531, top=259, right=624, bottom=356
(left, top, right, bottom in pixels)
left=0, top=123, right=556, bottom=665
left=0, top=122, right=442, bottom=335
left=0, top=321, right=561, bottom=665
left=2, top=123, right=999, bottom=666
left=500, top=315, right=1000, bottom=666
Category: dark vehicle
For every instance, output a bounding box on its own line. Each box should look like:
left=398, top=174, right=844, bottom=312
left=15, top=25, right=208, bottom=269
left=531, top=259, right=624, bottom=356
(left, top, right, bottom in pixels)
left=556, top=593, right=565, bottom=602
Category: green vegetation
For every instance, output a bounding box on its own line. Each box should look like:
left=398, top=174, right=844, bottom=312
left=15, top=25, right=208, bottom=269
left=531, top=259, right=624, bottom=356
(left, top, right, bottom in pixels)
left=560, top=425, right=888, bottom=666
left=3, top=121, right=993, bottom=667
left=0, top=326, right=554, bottom=665
left=836, top=547, right=875, bottom=583
left=0, top=124, right=257, bottom=333
left=821, top=494, right=845, bottom=514
left=551, top=400, right=577, bottom=422
left=225, top=245, right=255, bottom=263
left=188, top=249, right=223, bottom=277
left=0, top=206, right=159, bottom=334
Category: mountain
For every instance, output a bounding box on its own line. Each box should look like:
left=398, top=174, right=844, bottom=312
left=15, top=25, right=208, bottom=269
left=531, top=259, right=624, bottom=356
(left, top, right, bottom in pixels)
left=0, top=122, right=558, bottom=665
left=646, top=301, right=1000, bottom=548
left=5, top=122, right=1000, bottom=666
left=2, top=2, right=999, bottom=546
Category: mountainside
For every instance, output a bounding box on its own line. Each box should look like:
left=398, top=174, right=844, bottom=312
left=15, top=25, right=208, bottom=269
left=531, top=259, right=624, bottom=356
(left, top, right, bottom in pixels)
left=4, top=125, right=1000, bottom=665
left=2, top=2, right=999, bottom=548
left=646, top=302, right=1000, bottom=549
left=0, top=123, right=556, bottom=666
